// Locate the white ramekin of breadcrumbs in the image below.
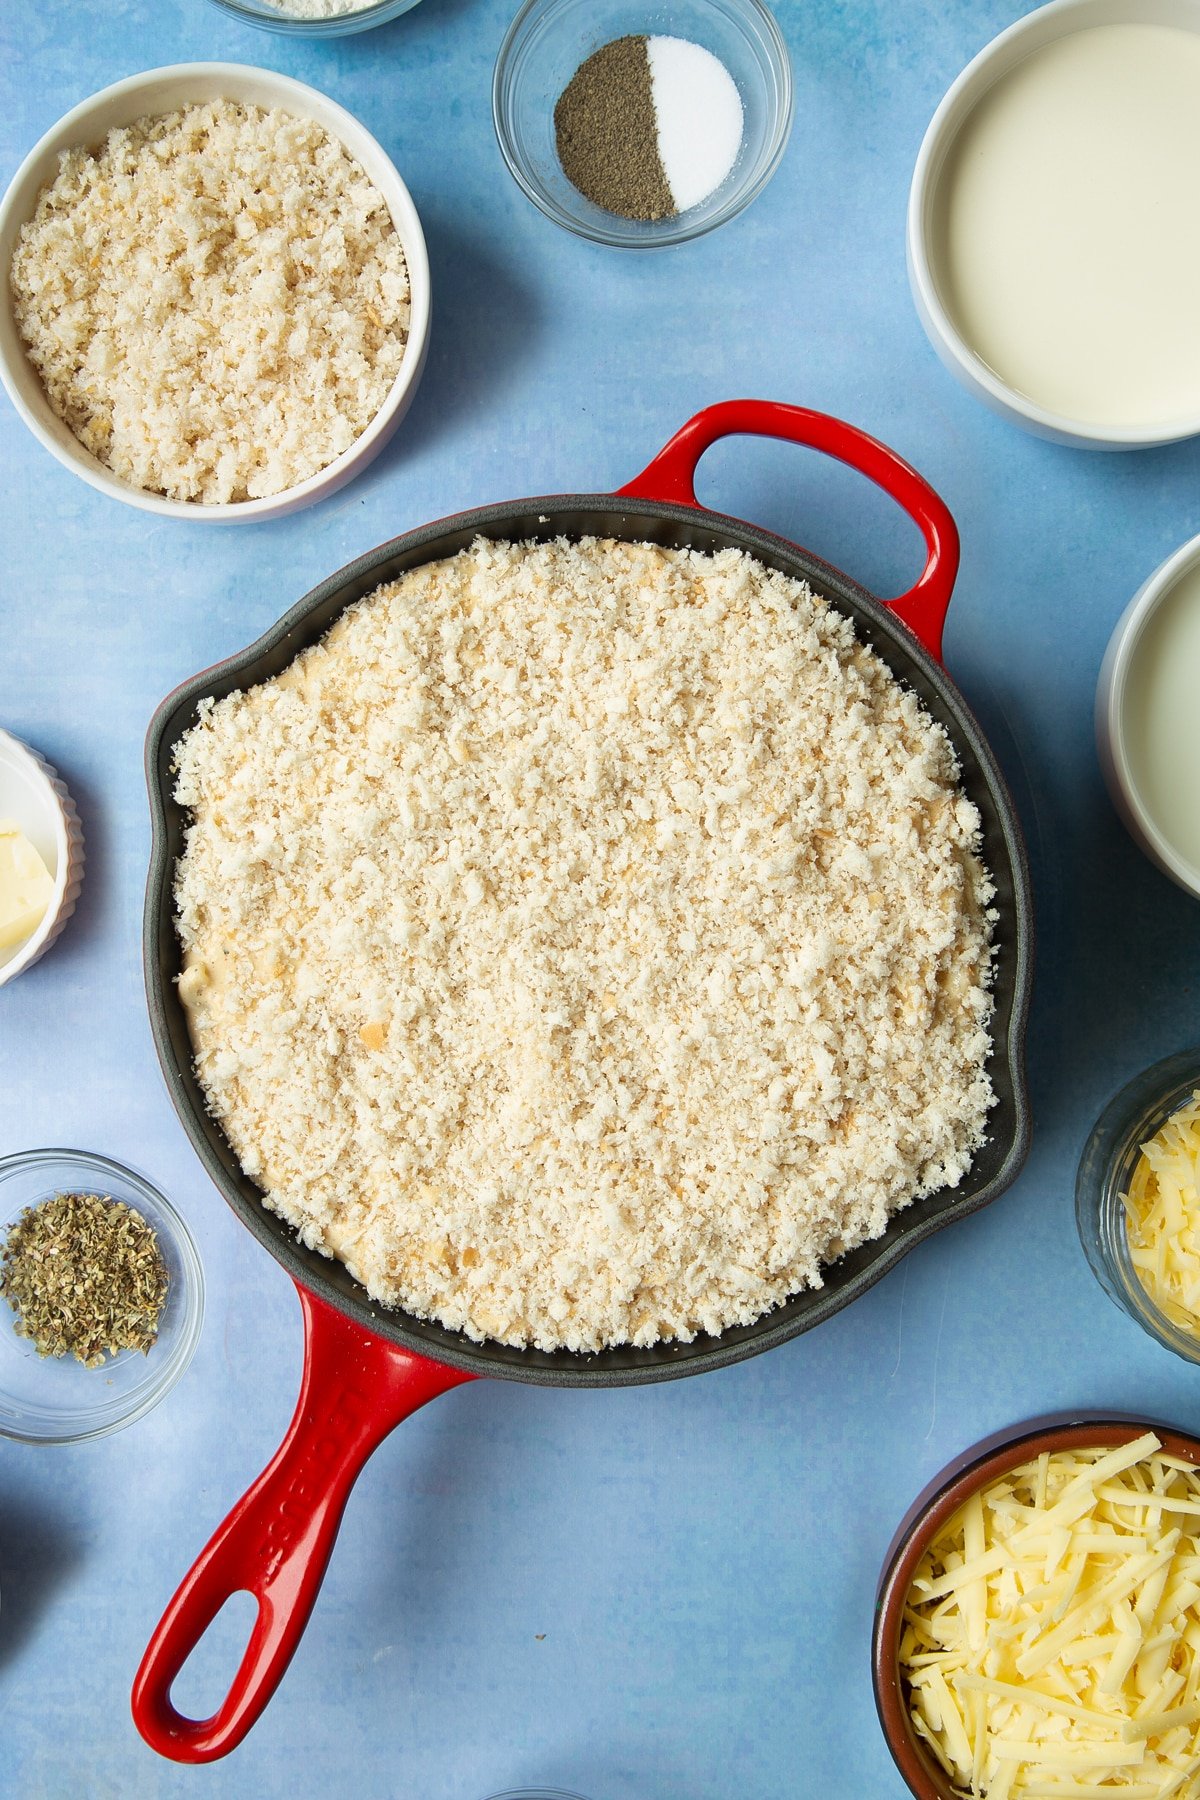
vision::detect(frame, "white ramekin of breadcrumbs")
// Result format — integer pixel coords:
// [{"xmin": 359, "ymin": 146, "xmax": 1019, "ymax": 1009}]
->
[{"xmin": 0, "ymin": 65, "xmax": 431, "ymax": 522}]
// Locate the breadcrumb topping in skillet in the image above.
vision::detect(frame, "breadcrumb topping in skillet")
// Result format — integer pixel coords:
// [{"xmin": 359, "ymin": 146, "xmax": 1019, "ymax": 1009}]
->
[{"xmin": 173, "ymin": 537, "xmax": 995, "ymax": 1351}]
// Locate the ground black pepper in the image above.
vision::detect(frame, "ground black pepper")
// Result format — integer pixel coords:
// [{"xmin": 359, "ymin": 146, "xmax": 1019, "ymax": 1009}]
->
[{"xmin": 553, "ymin": 36, "xmax": 675, "ymax": 222}]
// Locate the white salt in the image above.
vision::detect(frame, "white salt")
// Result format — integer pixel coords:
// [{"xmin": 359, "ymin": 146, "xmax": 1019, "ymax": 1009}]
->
[{"xmin": 647, "ymin": 36, "xmax": 744, "ymax": 213}]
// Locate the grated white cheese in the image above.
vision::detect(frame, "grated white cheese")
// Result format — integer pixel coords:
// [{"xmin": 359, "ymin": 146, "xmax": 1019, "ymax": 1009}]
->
[
  {"xmin": 172, "ymin": 537, "xmax": 996, "ymax": 1352},
  {"xmin": 901, "ymin": 1436, "xmax": 1200, "ymax": 1796},
  {"xmin": 1123, "ymin": 1093, "xmax": 1200, "ymax": 1338}
]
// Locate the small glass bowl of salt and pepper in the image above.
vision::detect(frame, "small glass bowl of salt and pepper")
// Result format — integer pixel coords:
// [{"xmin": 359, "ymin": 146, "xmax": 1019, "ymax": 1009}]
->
[
  {"xmin": 0, "ymin": 1148, "xmax": 204, "ymax": 1444},
  {"xmin": 494, "ymin": 0, "xmax": 793, "ymax": 247}
]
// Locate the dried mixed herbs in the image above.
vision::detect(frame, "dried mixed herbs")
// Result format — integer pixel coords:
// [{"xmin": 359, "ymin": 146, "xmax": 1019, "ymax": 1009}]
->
[{"xmin": 0, "ymin": 1191, "xmax": 169, "ymax": 1368}]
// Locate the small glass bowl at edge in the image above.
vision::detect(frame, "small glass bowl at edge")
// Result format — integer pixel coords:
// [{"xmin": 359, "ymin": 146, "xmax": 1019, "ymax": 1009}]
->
[
  {"xmin": 0, "ymin": 1148, "xmax": 204, "ymax": 1445},
  {"xmin": 201, "ymin": 0, "xmax": 422, "ymax": 37},
  {"xmin": 493, "ymin": 0, "xmax": 794, "ymax": 248},
  {"xmin": 481, "ymin": 1790, "xmax": 594, "ymax": 1799},
  {"xmin": 1075, "ymin": 1049, "xmax": 1200, "ymax": 1366}
]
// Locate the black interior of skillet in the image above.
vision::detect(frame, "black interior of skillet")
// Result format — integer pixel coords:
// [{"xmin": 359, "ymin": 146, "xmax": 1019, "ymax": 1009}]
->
[{"xmin": 145, "ymin": 497, "xmax": 1033, "ymax": 1386}]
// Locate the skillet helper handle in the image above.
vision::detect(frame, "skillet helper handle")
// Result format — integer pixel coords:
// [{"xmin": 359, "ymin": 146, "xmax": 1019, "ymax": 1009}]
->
[
  {"xmin": 132, "ymin": 1284, "xmax": 476, "ymax": 1763},
  {"xmin": 616, "ymin": 399, "xmax": 960, "ymax": 663}
]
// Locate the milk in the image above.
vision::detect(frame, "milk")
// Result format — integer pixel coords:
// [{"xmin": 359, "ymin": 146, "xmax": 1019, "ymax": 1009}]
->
[
  {"xmin": 1123, "ymin": 563, "xmax": 1200, "ymax": 875},
  {"xmin": 936, "ymin": 23, "xmax": 1200, "ymax": 428}
]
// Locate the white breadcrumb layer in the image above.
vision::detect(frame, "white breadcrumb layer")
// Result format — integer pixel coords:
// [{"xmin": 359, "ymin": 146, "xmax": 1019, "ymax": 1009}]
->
[
  {"xmin": 9, "ymin": 101, "xmax": 409, "ymax": 503},
  {"xmin": 173, "ymin": 539, "xmax": 997, "ymax": 1352}
]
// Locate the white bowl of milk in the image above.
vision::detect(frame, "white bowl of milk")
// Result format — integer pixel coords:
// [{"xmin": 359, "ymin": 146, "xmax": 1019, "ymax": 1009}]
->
[
  {"xmin": 908, "ymin": 0, "xmax": 1200, "ymax": 449},
  {"xmin": 1098, "ymin": 537, "xmax": 1200, "ymax": 896}
]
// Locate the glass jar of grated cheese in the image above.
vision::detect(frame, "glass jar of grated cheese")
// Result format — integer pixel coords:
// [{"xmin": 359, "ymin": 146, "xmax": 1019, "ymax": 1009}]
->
[{"xmin": 1076, "ymin": 1048, "xmax": 1200, "ymax": 1365}]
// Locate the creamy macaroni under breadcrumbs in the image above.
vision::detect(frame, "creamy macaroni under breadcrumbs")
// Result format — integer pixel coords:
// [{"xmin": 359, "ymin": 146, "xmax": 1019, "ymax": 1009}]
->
[
  {"xmin": 10, "ymin": 101, "xmax": 409, "ymax": 503},
  {"xmin": 173, "ymin": 539, "xmax": 997, "ymax": 1351}
]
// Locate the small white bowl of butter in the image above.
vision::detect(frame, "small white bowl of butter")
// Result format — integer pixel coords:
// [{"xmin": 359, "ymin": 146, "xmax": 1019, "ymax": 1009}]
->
[
  {"xmin": 1097, "ymin": 534, "xmax": 1200, "ymax": 896},
  {"xmin": 909, "ymin": 0, "xmax": 1200, "ymax": 448},
  {"xmin": 0, "ymin": 730, "xmax": 84, "ymax": 988}
]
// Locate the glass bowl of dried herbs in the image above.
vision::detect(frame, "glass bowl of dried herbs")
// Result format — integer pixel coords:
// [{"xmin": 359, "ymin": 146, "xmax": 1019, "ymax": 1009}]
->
[{"xmin": 0, "ymin": 1149, "xmax": 203, "ymax": 1443}]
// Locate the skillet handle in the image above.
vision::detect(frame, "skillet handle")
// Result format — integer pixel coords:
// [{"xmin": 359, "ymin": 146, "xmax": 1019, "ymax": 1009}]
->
[
  {"xmin": 131, "ymin": 1284, "xmax": 476, "ymax": 1763},
  {"xmin": 615, "ymin": 399, "xmax": 960, "ymax": 664}
]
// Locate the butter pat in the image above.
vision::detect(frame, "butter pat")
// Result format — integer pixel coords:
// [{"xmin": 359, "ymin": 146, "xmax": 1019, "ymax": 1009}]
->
[{"xmin": 0, "ymin": 820, "xmax": 54, "ymax": 950}]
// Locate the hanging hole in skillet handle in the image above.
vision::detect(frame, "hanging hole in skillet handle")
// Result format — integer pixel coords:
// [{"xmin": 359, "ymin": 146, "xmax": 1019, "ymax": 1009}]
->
[
  {"xmin": 131, "ymin": 1284, "xmax": 476, "ymax": 1763},
  {"xmin": 615, "ymin": 399, "xmax": 960, "ymax": 665},
  {"xmin": 167, "ymin": 1590, "xmax": 259, "ymax": 1722}
]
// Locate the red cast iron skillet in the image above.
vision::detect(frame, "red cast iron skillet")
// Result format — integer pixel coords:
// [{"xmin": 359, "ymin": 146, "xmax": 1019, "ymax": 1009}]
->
[{"xmin": 133, "ymin": 400, "xmax": 1033, "ymax": 1760}]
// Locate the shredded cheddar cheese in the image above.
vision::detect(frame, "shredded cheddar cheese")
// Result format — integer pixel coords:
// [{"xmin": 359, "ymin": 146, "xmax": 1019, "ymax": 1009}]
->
[
  {"xmin": 900, "ymin": 1436, "xmax": 1200, "ymax": 1797},
  {"xmin": 1123, "ymin": 1094, "xmax": 1200, "ymax": 1338}
]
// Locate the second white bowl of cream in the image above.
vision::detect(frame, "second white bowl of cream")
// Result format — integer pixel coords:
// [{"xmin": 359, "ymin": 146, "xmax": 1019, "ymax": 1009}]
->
[
  {"xmin": 909, "ymin": 0, "xmax": 1200, "ymax": 448},
  {"xmin": 1097, "ymin": 532, "xmax": 1200, "ymax": 897}
]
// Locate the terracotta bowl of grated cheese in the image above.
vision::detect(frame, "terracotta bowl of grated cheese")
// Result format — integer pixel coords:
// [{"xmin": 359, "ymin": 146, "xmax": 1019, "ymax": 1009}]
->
[
  {"xmin": 873, "ymin": 1415, "xmax": 1200, "ymax": 1800},
  {"xmin": 0, "ymin": 64, "xmax": 430, "ymax": 522}
]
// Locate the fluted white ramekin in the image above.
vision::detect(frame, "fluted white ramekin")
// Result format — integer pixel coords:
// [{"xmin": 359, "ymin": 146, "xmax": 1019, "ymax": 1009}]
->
[{"xmin": 0, "ymin": 728, "xmax": 84, "ymax": 988}]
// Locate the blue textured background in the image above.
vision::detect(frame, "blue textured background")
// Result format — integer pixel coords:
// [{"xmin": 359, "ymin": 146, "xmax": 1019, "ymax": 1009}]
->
[{"xmin": 3, "ymin": 2, "xmax": 1200, "ymax": 1795}]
